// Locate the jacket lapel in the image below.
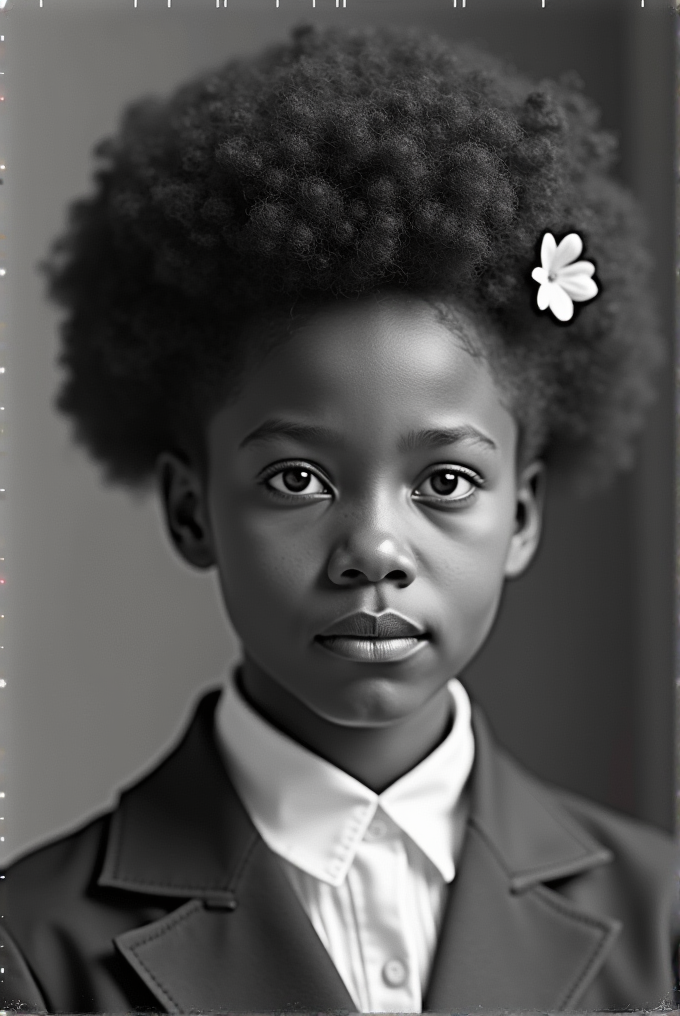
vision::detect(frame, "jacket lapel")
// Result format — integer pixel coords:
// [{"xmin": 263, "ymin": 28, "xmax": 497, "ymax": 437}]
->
[
  {"xmin": 98, "ymin": 688, "xmax": 354, "ymax": 1013},
  {"xmin": 424, "ymin": 708, "xmax": 621, "ymax": 1011},
  {"xmin": 114, "ymin": 843, "xmax": 354, "ymax": 1013}
]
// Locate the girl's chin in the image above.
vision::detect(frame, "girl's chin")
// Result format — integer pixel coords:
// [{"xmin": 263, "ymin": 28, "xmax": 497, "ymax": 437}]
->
[{"xmin": 306, "ymin": 674, "xmax": 447, "ymax": 729}]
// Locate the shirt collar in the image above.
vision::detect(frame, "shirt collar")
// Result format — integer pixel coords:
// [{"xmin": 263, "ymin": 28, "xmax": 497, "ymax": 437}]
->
[{"xmin": 215, "ymin": 674, "xmax": 474, "ymax": 888}]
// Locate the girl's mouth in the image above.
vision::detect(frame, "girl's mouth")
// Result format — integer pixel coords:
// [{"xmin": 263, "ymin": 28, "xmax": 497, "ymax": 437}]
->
[{"xmin": 314, "ymin": 635, "xmax": 428, "ymax": 663}]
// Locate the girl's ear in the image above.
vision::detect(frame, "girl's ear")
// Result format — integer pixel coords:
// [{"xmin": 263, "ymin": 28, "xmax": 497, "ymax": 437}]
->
[
  {"xmin": 503, "ymin": 460, "xmax": 545, "ymax": 580},
  {"xmin": 156, "ymin": 451, "xmax": 216, "ymax": 570}
]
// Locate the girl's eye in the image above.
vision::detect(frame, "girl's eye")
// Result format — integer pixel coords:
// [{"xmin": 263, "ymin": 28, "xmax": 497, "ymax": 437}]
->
[
  {"xmin": 266, "ymin": 466, "xmax": 329, "ymax": 497},
  {"xmin": 415, "ymin": 468, "xmax": 479, "ymax": 502}
]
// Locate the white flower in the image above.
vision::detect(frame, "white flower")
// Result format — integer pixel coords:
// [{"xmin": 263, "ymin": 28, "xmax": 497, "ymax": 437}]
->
[{"xmin": 531, "ymin": 232, "xmax": 598, "ymax": 322}]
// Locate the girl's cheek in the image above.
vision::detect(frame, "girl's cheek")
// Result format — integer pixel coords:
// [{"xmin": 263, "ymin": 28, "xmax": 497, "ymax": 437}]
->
[
  {"xmin": 236, "ymin": 528, "xmax": 317, "ymax": 595},
  {"xmin": 429, "ymin": 503, "xmax": 515, "ymax": 574}
]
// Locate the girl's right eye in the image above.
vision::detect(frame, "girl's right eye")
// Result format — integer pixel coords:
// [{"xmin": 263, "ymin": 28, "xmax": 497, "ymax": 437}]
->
[{"xmin": 266, "ymin": 466, "xmax": 330, "ymax": 497}]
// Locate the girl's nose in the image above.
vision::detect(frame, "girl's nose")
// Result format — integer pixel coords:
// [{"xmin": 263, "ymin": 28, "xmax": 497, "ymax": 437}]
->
[{"xmin": 327, "ymin": 531, "xmax": 417, "ymax": 587}]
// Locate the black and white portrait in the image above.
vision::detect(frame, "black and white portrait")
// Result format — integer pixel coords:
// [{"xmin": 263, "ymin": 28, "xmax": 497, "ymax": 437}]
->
[{"xmin": 0, "ymin": 0, "xmax": 676, "ymax": 1012}]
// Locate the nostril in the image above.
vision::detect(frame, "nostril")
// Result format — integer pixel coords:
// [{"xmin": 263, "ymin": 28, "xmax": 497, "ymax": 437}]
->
[{"xmin": 339, "ymin": 567, "xmax": 409, "ymax": 584}]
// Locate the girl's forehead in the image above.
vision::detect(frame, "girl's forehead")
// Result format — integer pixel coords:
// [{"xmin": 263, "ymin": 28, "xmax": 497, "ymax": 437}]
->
[{"xmin": 214, "ymin": 294, "xmax": 517, "ymax": 452}]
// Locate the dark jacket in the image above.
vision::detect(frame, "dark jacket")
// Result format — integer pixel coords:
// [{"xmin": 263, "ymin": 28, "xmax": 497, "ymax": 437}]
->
[{"xmin": 1, "ymin": 688, "xmax": 678, "ymax": 1013}]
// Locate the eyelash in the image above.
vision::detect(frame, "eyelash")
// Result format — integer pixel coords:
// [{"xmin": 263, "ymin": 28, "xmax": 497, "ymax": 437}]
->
[
  {"xmin": 259, "ymin": 461, "xmax": 333, "ymax": 501},
  {"xmin": 413, "ymin": 465, "xmax": 484, "ymax": 506},
  {"xmin": 259, "ymin": 460, "xmax": 484, "ymax": 507}
]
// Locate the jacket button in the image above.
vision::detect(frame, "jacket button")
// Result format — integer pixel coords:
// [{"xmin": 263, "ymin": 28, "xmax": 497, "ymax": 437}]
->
[{"xmin": 382, "ymin": 958, "xmax": 407, "ymax": 987}]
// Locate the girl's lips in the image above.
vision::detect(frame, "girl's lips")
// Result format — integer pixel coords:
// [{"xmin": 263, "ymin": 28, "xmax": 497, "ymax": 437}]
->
[
  {"xmin": 315, "ymin": 635, "xmax": 428, "ymax": 663},
  {"xmin": 318, "ymin": 609, "xmax": 424, "ymax": 639}
]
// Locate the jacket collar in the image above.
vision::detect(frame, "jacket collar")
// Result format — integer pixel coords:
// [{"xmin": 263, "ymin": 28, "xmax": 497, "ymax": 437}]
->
[
  {"xmin": 99, "ymin": 686, "xmax": 620, "ymax": 1012},
  {"xmin": 99, "ymin": 687, "xmax": 255, "ymax": 908},
  {"xmin": 466, "ymin": 705, "xmax": 613, "ymax": 889}
]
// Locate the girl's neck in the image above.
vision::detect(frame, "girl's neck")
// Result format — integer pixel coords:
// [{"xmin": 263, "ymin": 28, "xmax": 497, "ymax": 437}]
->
[{"xmin": 238, "ymin": 657, "xmax": 453, "ymax": 794}]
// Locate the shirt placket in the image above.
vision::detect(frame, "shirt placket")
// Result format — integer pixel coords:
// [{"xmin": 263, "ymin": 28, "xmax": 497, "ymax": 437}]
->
[{"xmin": 348, "ymin": 811, "xmax": 422, "ymax": 1012}]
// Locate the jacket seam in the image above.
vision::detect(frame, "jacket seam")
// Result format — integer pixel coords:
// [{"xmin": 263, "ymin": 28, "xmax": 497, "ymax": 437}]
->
[
  {"xmin": 103, "ymin": 875, "xmax": 237, "ymax": 892},
  {"xmin": 467, "ymin": 816, "xmax": 513, "ymax": 878},
  {"xmin": 227, "ymin": 829, "xmax": 261, "ymax": 893},
  {"xmin": 0, "ymin": 921, "xmax": 50, "ymax": 1014}
]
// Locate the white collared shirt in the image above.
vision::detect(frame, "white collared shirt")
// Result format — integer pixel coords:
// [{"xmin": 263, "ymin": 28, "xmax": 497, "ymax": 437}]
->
[{"xmin": 215, "ymin": 675, "xmax": 475, "ymax": 1014}]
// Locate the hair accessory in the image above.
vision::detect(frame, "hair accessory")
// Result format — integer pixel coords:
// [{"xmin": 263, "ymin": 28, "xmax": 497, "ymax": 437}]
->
[{"xmin": 531, "ymin": 232, "xmax": 598, "ymax": 322}]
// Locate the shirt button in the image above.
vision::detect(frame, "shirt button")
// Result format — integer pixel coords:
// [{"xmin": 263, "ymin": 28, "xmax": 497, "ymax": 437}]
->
[
  {"xmin": 382, "ymin": 958, "xmax": 407, "ymax": 988},
  {"xmin": 364, "ymin": 818, "xmax": 388, "ymax": 842}
]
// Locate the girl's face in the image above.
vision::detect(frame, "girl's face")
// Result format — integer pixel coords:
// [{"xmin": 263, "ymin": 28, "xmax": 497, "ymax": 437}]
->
[{"xmin": 162, "ymin": 293, "xmax": 543, "ymax": 728}]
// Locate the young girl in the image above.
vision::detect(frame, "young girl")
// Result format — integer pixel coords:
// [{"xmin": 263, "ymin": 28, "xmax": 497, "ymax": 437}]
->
[{"xmin": 1, "ymin": 23, "xmax": 676, "ymax": 1014}]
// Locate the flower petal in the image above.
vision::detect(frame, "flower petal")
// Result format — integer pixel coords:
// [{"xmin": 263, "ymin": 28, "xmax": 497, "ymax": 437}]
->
[
  {"xmin": 557, "ymin": 260, "xmax": 595, "ymax": 279},
  {"xmin": 558, "ymin": 275, "xmax": 598, "ymax": 301},
  {"xmin": 536, "ymin": 283, "xmax": 551, "ymax": 310},
  {"xmin": 532, "ymin": 267, "xmax": 549, "ymax": 284},
  {"xmin": 552, "ymin": 233, "xmax": 583, "ymax": 271},
  {"xmin": 548, "ymin": 283, "xmax": 574, "ymax": 321},
  {"xmin": 540, "ymin": 232, "xmax": 556, "ymax": 270}
]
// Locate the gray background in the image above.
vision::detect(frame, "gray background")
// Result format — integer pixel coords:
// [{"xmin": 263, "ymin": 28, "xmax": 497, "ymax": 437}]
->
[{"xmin": 0, "ymin": 0, "xmax": 675, "ymax": 866}]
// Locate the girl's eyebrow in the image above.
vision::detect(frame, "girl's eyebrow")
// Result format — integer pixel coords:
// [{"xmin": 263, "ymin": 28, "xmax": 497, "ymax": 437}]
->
[
  {"xmin": 398, "ymin": 425, "xmax": 497, "ymax": 453},
  {"xmin": 239, "ymin": 418, "xmax": 344, "ymax": 449},
  {"xmin": 239, "ymin": 419, "xmax": 497, "ymax": 453}
]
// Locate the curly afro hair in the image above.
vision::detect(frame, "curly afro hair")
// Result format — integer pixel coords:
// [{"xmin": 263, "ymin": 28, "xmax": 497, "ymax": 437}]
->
[{"xmin": 42, "ymin": 23, "xmax": 663, "ymax": 493}]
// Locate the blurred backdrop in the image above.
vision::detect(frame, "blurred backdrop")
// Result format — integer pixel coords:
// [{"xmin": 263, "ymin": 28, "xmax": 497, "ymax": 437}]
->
[{"xmin": 0, "ymin": 0, "xmax": 675, "ymax": 865}]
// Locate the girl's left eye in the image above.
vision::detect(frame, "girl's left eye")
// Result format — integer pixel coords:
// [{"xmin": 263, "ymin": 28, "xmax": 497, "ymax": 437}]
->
[
  {"xmin": 415, "ymin": 468, "xmax": 479, "ymax": 502},
  {"xmin": 266, "ymin": 466, "xmax": 329, "ymax": 497}
]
